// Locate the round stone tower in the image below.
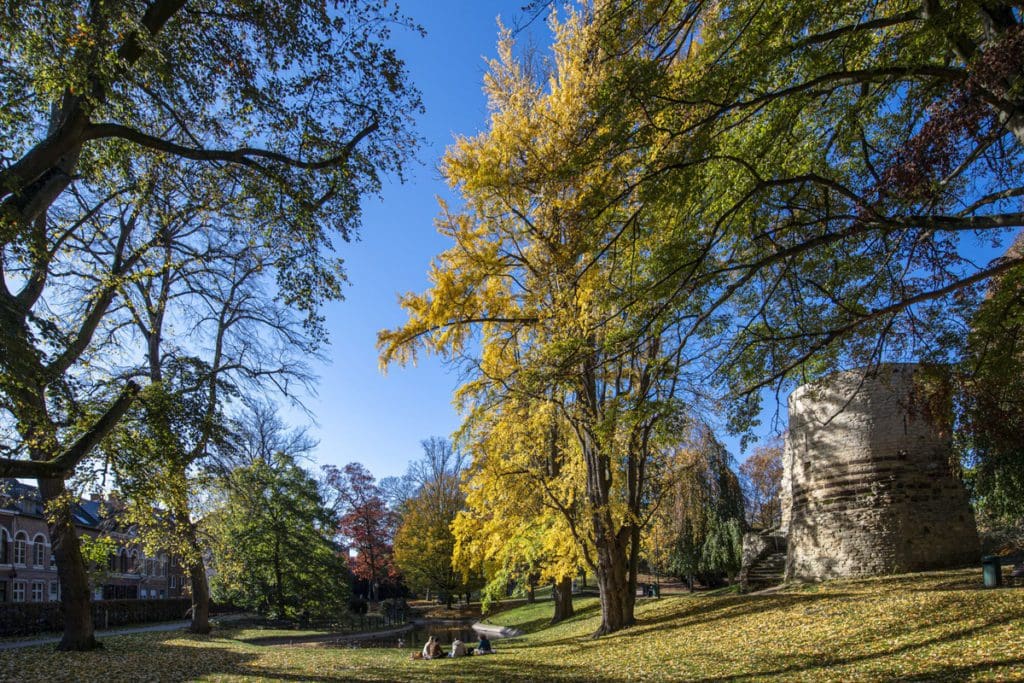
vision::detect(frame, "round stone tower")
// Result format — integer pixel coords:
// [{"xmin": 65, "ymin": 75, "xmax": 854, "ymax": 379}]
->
[{"xmin": 784, "ymin": 363, "xmax": 979, "ymax": 581}]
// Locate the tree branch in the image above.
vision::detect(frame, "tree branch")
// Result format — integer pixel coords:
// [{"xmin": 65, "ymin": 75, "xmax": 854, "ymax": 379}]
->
[{"xmin": 0, "ymin": 381, "xmax": 140, "ymax": 479}]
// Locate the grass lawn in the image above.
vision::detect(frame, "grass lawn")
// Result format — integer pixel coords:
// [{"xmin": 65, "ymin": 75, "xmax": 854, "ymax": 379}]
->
[{"xmin": 3, "ymin": 568, "xmax": 1023, "ymax": 682}]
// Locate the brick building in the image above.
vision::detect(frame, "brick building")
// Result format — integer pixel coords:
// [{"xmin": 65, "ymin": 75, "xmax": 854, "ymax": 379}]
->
[{"xmin": 0, "ymin": 482, "xmax": 188, "ymax": 604}]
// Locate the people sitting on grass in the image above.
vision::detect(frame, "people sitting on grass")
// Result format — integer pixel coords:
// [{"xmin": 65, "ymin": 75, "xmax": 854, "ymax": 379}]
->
[
  {"xmin": 450, "ymin": 638, "xmax": 467, "ymax": 657},
  {"xmin": 422, "ymin": 636, "xmax": 444, "ymax": 659},
  {"xmin": 476, "ymin": 634, "xmax": 495, "ymax": 654}
]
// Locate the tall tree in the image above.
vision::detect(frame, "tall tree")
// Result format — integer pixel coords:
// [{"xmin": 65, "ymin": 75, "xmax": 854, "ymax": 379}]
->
[
  {"xmin": 577, "ymin": 0, "xmax": 1024, "ymax": 408},
  {"xmin": 660, "ymin": 426, "xmax": 746, "ymax": 588},
  {"xmin": 206, "ymin": 412, "xmax": 346, "ymax": 619},
  {"xmin": 103, "ymin": 159, "xmax": 320, "ymax": 634},
  {"xmin": 325, "ymin": 463, "xmax": 398, "ymax": 602},
  {"xmin": 0, "ymin": 176, "xmax": 156, "ymax": 650},
  {"xmin": 2, "ymin": 0, "xmax": 420, "ymax": 650},
  {"xmin": 958, "ymin": 236, "xmax": 1024, "ymax": 522},
  {"xmin": 392, "ymin": 438, "xmax": 474, "ymax": 606},
  {"xmin": 380, "ymin": 14, "xmax": 702, "ymax": 635}
]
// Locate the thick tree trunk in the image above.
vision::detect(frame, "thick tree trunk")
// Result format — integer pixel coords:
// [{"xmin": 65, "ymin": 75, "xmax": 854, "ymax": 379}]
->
[
  {"xmin": 581, "ymin": 423, "xmax": 636, "ymax": 635},
  {"xmin": 187, "ymin": 557, "xmax": 211, "ymax": 634},
  {"xmin": 38, "ymin": 477, "xmax": 100, "ymax": 651},
  {"xmin": 592, "ymin": 528, "xmax": 634, "ymax": 636},
  {"xmin": 550, "ymin": 576, "xmax": 575, "ymax": 624},
  {"xmin": 181, "ymin": 518, "xmax": 211, "ymax": 634}
]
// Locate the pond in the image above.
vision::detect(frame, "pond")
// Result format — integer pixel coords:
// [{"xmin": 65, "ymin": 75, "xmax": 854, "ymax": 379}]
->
[{"xmin": 328, "ymin": 620, "xmax": 499, "ymax": 650}]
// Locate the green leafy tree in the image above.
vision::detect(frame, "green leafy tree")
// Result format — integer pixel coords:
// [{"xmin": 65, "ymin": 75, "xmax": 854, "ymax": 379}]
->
[
  {"xmin": 658, "ymin": 426, "xmax": 746, "ymax": 587},
  {"xmin": 575, "ymin": 0, "xmax": 1024, "ymax": 408},
  {"xmin": 1, "ymin": 0, "xmax": 420, "ymax": 650},
  {"xmin": 206, "ymin": 444, "xmax": 347, "ymax": 619},
  {"xmin": 958, "ymin": 237, "xmax": 1024, "ymax": 524}
]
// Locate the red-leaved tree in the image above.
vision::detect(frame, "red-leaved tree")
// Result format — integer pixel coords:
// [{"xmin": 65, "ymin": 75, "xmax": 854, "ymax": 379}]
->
[{"xmin": 325, "ymin": 463, "xmax": 398, "ymax": 602}]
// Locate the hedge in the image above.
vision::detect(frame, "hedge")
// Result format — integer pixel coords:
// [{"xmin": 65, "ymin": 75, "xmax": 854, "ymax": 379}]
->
[{"xmin": 0, "ymin": 598, "xmax": 191, "ymax": 637}]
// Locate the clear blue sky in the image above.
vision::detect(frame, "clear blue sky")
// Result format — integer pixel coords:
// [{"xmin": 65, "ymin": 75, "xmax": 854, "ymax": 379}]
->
[{"xmin": 287, "ymin": 1, "xmax": 553, "ymax": 480}]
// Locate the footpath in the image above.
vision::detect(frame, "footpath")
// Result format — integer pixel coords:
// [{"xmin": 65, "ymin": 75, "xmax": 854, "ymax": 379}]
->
[{"xmin": 0, "ymin": 620, "xmax": 191, "ymax": 651}]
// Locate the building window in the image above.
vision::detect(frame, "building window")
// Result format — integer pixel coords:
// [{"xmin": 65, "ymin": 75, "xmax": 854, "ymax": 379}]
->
[
  {"xmin": 170, "ymin": 575, "xmax": 176, "ymax": 589},
  {"xmin": 32, "ymin": 535, "xmax": 46, "ymax": 566},
  {"xmin": 13, "ymin": 581, "xmax": 26, "ymax": 602},
  {"xmin": 0, "ymin": 581, "xmax": 6, "ymax": 602},
  {"xmin": 13, "ymin": 532, "xmax": 27, "ymax": 565},
  {"xmin": 0, "ymin": 529, "xmax": 9, "ymax": 564},
  {"xmin": 49, "ymin": 552, "xmax": 56, "ymax": 570},
  {"xmin": 159, "ymin": 590, "xmax": 165, "ymax": 599},
  {"xmin": 31, "ymin": 581, "xmax": 44, "ymax": 602}
]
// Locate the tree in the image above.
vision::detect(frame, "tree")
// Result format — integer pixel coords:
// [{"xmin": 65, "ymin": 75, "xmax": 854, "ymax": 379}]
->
[
  {"xmin": 325, "ymin": 463, "xmax": 398, "ymax": 602},
  {"xmin": 2, "ymin": 0, "xmax": 420, "ymax": 649},
  {"xmin": 660, "ymin": 426, "xmax": 746, "ymax": 588},
  {"xmin": 206, "ymin": 429, "xmax": 347, "ymax": 620},
  {"xmin": 392, "ymin": 438, "xmax": 475, "ymax": 606},
  {"xmin": 102, "ymin": 159, "xmax": 320, "ymax": 634},
  {"xmin": 380, "ymin": 14, "xmax": 705, "ymax": 635},
  {"xmin": 0, "ymin": 175, "xmax": 156, "ymax": 650},
  {"xmin": 739, "ymin": 439, "xmax": 784, "ymax": 530},
  {"xmin": 958, "ymin": 235, "xmax": 1024, "ymax": 523},
  {"xmin": 452, "ymin": 395, "xmax": 586, "ymax": 623},
  {"xmin": 576, "ymin": 0, "xmax": 1024, "ymax": 408}
]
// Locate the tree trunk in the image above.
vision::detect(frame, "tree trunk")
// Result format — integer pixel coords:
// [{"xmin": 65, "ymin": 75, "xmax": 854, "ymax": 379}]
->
[
  {"xmin": 592, "ymin": 528, "xmax": 634, "ymax": 636},
  {"xmin": 550, "ymin": 576, "xmax": 575, "ymax": 624},
  {"xmin": 526, "ymin": 579, "xmax": 535, "ymax": 604},
  {"xmin": 580, "ymin": 410, "xmax": 636, "ymax": 636},
  {"xmin": 273, "ymin": 534, "xmax": 285, "ymax": 617},
  {"xmin": 187, "ymin": 556, "xmax": 211, "ymax": 634},
  {"xmin": 38, "ymin": 477, "xmax": 101, "ymax": 651},
  {"xmin": 181, "ymin": 518, "xmax": 210, "ymax": 634}
]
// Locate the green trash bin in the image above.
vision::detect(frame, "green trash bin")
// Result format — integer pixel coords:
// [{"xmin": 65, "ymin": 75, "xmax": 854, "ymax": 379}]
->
[{"xmin": 982, "ymin": 556, "xmax": 1003, "ymax": 588}]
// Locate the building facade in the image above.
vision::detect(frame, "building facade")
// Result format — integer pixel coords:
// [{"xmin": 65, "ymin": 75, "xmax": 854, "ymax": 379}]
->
[{"xmin": 0, "ymin": 482, "xmax": 187, "ymax": 605}]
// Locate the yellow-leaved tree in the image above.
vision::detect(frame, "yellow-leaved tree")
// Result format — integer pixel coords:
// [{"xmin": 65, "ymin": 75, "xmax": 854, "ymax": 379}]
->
[
  {"xmin": 380, "ymin": 9, "xmax": 708, "ymax": 635},
  {"xmin": 452, "ymin": 394, "xmax": 587, "ymax": 623}
]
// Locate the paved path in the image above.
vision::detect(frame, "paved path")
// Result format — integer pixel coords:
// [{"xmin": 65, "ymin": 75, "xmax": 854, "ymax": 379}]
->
[{"xmin": 0, "ymin": 620, "xmax": 190, "ymax": 650}]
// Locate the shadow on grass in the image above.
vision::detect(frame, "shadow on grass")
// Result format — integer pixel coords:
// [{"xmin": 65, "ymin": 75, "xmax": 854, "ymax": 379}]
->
[
  {"xmin": 530, "ymin": 591, "xmax": 846, "ymax": 649},
  {"xmin": 6, "ymin": 632, "xmax": 594, "ymax": 683},
  {"xmin": 686, "ymin": 610, "xmax": 1024, "ymax": 682}
]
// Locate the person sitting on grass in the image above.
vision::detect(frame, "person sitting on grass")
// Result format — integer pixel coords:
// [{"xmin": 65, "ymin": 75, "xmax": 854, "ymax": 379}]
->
[
  {"xmin": 422, "ymin": 636, "xmax": 444, "ymax": 660},
  {"xmin": 476, "ymin": 634, "xmax": 495, "ymax": 654},
  {"xmin": 450, "ymin": 638, "xmax": 468, "ymax": 657}
]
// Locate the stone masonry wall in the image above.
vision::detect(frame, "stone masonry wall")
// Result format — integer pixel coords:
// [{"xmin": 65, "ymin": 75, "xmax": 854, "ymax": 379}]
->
[{"xmin": 784, "ymin": 363, "xmax": 980, "ymax": 581}]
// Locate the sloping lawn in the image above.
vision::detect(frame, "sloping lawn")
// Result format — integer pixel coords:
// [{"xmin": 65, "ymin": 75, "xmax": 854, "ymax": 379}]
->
[{"xmin": 3, "ymin": 568, "xmax": 1023, "ymax": 682}]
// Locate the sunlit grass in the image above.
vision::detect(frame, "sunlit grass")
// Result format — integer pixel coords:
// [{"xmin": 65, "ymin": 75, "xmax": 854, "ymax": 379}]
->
[{"xmin": 4, "ymin": 568, "xmax": 1023, "ymax": 682}]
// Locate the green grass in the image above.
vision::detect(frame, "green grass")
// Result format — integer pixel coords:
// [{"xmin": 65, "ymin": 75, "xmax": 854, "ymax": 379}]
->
[{"xmin": 4, "ymin": 568, "xmax": 1024, "ymax": 681}]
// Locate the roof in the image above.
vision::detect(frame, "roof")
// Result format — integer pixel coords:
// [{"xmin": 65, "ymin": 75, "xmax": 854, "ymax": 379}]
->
[{"xmin": 0, "ymin": 481, "xmax": 104, "ymax": 530}]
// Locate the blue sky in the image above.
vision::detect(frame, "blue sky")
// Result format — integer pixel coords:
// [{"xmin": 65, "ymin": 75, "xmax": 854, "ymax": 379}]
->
[{"xmin": 285, "ymin": 1, "xmax": 552, "ymax": 480}]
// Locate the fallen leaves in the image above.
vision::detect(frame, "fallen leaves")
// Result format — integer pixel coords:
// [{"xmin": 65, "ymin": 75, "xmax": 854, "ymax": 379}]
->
[{"xmin": 3, "ymin": 568, "xmax": 1023, "ymax": 681}]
